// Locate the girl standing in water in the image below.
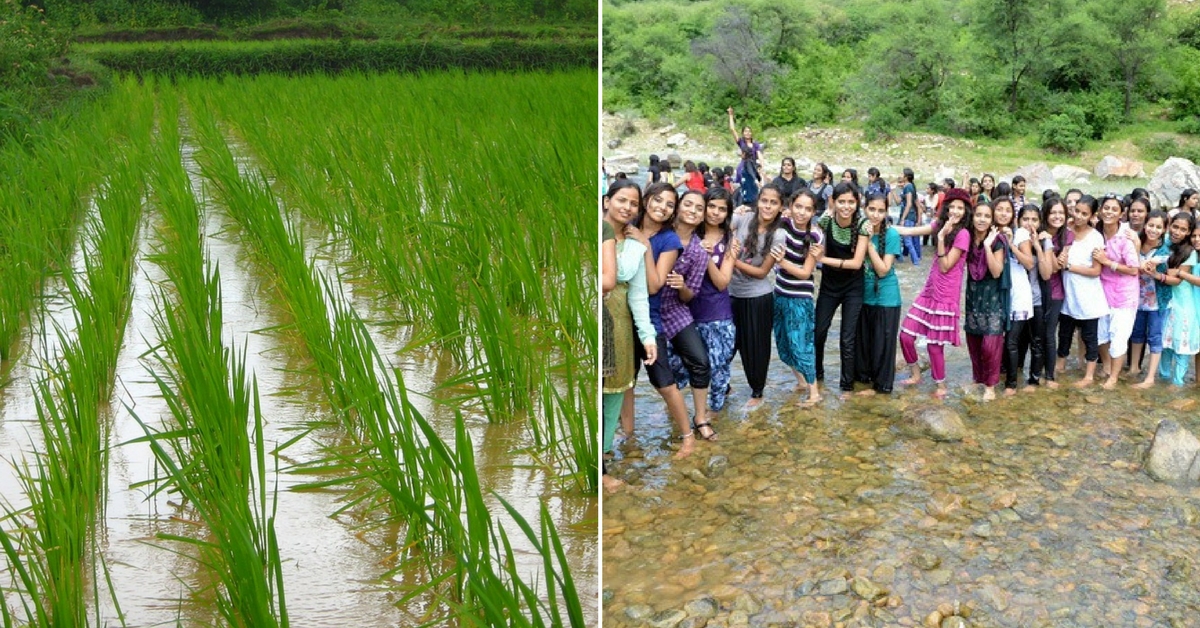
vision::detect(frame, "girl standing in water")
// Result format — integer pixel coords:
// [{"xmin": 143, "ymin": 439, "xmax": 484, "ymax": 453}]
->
[
  {"xmin": 963, "ymin": 202, "xmax": 1009, "ymax": 401},
  {"xmin": 1129, "ymin": 210, "xmax": 1171, "ymax": 388},
  {"xmin": 894, "ymin": 187, "xmax": 972, "ymax": 398},
  {"xmin": 1092, "ymin": 194, "xmax": 1141, "ymax": 389},
  {"xmin": 771, "ymin": 190, "xmax": 825, "ymax": 405},
  {"xmin": 730, "ymin": 183, "xmax": 786, "ymax": 408},
  {"xmin": 1035, "ymin": 198, "xmax": 1073, "ymax": 388},
  {"xmin": 815, "ymin": 182, "xmax": 869, "ymax": 397},
  {"xmin": 1159, "ymin": 214, "xmax": 1200, "ymax": 385},
  {"xmin": 662, "ymin": 189, "xmax": 715, "ymax": 440},
  {"xmin": 602, "ymin": 181, "xmax": 660, "ymax": 465},
  {"xmin": 1055, "ymin": 195, "xmax": 1107, "ymax": 388},
  {"xmin": 1000, "ymin": 199, "xmax": 1040, "ymax": 393},
  {"xmin": 855, "ymin": 192, "xmax": 902, "ymax": 395},
  {"xmin": 683, "ymin": 187, "xmax": 739, "ymax": 413}
]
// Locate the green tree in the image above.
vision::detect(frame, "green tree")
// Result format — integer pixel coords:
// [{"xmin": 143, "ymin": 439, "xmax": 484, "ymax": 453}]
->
[
  {"xmin": 971, "ymin": 0, "xmax": 1084, "ymax": 114},
  {"xmin": 1088, "ymin": 0, "xmax": 1165, "ymax": 117}
]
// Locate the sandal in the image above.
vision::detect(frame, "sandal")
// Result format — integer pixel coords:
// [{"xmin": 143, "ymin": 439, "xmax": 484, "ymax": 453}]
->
[{"xmin": 693, "ymin": 421, "xmax": 718, "ymax": 441}]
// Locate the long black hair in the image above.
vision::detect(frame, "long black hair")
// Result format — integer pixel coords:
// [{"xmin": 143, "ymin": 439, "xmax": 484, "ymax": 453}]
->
[
  {"xmin": 1040, "ymin": 196, "xmax": 1069, "ymax": 254},
  {"xmin": 699, "ymin": 186, "xmax": 734, "ymax": 245},
  {"xmin": 786, "ymin": 189, "xmax": 820, "ymax": 259},
  {"xmin": 742, "ymin": 182, "xmax": 784, "ymax": 260},
  {"xmin": 637, "ymin": 181, "xmax": 678, "ymax": 229},
  {"xmin": 1168, "ymin": 213, "xmax": 1196, "ymax": 270}
]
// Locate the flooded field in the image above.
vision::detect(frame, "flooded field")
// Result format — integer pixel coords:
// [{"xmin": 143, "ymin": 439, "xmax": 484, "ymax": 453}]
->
[
  {"xmin": 0, "ymin": 72, "xmax": 595, "ymax": 626},
  {"xmin": 603, "ymin": 257, "xmax": 1200, "ymax": 628}
]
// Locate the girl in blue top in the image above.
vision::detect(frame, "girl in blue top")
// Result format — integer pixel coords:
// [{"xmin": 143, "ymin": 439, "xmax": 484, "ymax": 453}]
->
[{"xmin": 854, "ymin": 193, "xmax": 902, "ymax": 394}]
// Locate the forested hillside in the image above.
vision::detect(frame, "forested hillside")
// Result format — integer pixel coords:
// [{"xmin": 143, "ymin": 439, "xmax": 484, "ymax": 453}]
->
[{"xmin": 603, "ymin": 0, "xmax": 1198, "ymax": 152}]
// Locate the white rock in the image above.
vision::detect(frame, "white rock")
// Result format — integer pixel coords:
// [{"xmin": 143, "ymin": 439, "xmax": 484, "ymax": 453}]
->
[
  {"xmin": 1144, "ymin": 419, "xmax": 1200, "ymax": 484},
  {"xmin": 1051, "ymin": 164, "xmax": 1092, "ymax": 185},
  {"xmin": 1147, "ymin": 157, "xmax": 1200, "ymax": 210},
  {"xmin": 666, "ymin": 133, "xmax": 688, "ymax": 148},
  {"xmin": 1094, "ymin": 155, "xmax": 1145, "ymax": 179},
  {"xmin": 1001, "ymin": 163, "xmax": 1057, "ymax": 195},
  {"xmin": 604, "ymin": 153, "xmax": 639, "ymax": 175}
]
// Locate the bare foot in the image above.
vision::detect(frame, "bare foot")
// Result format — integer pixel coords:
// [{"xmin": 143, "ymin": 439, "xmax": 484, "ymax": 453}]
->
[
  {"xmin": 674, "ymin": 434, "xmax": 696, "ymax": 459},
  {"xmin": 1004, "ymin": 388, "xmax": 1017, "ymax": 396},
  {"xmin": 1072, "ymin": 378, "xmax": 1092, "ymax": 389},
  {"xmin": 1021, "ymin": 385, "xmax": 1038, "ymax": 393},
  {"xmin": 800, "ymin": 395, "xmax": 823, "ymax": 407},
  {"xmin": 982, "ymin": 387, "xmax": 996, "ymax": 401},
  {"xmin": 839, "ymin": 391, "xmax": 852, "ymax": 400},
  {"xmin": 1044, "ymin": 379, "xmax": 1059, "ymax": 389},
  {"xmin": 856, "ymin": 389, "xmax": 877, "ymax": 397},
  {"xmin": 933, "ymin": 386, "xmax": 948, "ymax": 399},
  {"xmin": 1133, "ymin": 379, "xmax": 1154, "ymax": 389},
  {"xmin": 1101, "ymin": 379, "xmax": 1118, "ymax": 390},
  {"xmin": 602, "ymin": 475, "xmax": 625, "ymax": 494},
  {"xmin": 899, "ymin": 375, "xmax": 922, "ymax": 386},
  {"xmin": 744, "ymin": 398, "xmax": 763, "ymax": 410}
]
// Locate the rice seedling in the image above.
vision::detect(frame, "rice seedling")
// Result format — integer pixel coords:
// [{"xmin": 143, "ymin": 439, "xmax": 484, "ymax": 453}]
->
[
  {"xmin": 129, "ymin": 92, "xmax": 288, "ymax": 626},
  {"xmin": 178, "ymin": 71, "xmax": 598, "ymax": 490},
  {"xmin": 0, "ymin": 80, "xmax": 153, "ymax": 625}
]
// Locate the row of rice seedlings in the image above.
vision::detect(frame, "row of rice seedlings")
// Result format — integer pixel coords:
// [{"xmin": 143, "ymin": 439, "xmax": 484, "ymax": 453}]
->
[
  {"xmin": 0, "ymin": 79, "xmax": 151, "ymax": 366},
  {"xmin": 182, "ymin": 72, "xmax": 598, "ymax": 489},
  {"xmin": 132, "ymin": 90, "xmax": 288, "ymax": 627},
  {"xmin": 0, "ymin": 88, "xmax": 154, "ymax": 625},
  {"xmin": 182, "ymin": 92, "xmax": 585, "ymax": 624}
]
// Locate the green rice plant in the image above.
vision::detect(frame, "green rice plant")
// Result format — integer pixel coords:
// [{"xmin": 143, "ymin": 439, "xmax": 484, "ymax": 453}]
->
[
  {"xmin": 183, "ymin": 71, "xmax": 598, "ymax": 489},
  {"xmin": 129, "ymin": 96, "xmax": 289, "ymax": 627}
]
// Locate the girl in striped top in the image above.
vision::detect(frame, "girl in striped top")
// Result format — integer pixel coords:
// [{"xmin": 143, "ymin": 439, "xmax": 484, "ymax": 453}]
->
[{"xmin": 771, "ymin": 190, "xmax": 825, "ymax": 405}]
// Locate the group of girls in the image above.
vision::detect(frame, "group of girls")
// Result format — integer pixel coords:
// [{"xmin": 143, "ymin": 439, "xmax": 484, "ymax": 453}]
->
[{"xmin": 602, "ymin": 173, "xmax": 1200, "ymax": 471}]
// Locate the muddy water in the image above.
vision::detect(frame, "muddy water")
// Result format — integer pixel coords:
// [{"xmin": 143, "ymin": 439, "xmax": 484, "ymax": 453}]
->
[{"xmin": 603, "ymin": 256, "xmax": 1200, "ymax": 628}]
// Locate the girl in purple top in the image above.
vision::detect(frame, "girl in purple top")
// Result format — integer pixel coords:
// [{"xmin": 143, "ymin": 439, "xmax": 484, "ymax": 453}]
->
[
  {"xmin": 663, "ymin": 189, "xmax": 714, "ymax": 441},
  {"xmin": 676, "ymin": 187, "xmax": 739, "ymax": 414},
  {"xmin": 1034, "ymin": 198, "xmax": 1074, "ymax": 388},
  {"xmin": 1092, "ymin": 194, "xmax": 1142, "ymax": 389},
  {"xmin": 894, "ymin": 188, "xmax": 972, "ymax": 398}
]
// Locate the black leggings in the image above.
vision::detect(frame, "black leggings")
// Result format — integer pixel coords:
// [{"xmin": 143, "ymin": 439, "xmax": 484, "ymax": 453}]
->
[
  {"xmin": 1058, "ymin": 314, "xmax": 1099, "ymax": 363},
  {"xmin": 732, "ymin": 293, "xmax": 774, "ymax": 397},
  {"xmin": 669, "ymin": 324, "xmax": 711, "ymax": 389},
  {"xmin": 855, "ymin": 304, "xmax": 900, "ymax": 393},
  {"xmin": 814, "ymin": 283, "xmax": 864, "ymax": 392},
  {"xmin": 1041, "ymin": 298, "xmax": 1063, "ymax": 380}
]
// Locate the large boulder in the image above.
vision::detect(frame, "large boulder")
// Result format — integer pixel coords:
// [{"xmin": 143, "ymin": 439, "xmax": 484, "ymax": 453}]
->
[
  {"xmin": 1051, "ymin": 164, "xmax": 1092, "ymax": 185},
  {"xmin": 666, "ymin": 152, "xmax": 682, "ymax": 169},
  {"xmin": 1144, "ymin": 419, "xmax": 1200, "ymax": 484},
  {"xmin": 1094, "ymin": 155, "xmax": 1145, "ymax": 179},
  {"xmin": 900, "ymin": 405, "xmax": 966, "ymax": 442},
  {"xmin": 604, "ymin": 153, "xmax": 639, "ymax": 176},
  {"xmin": 1147, "ymin": 157, "xmax": 1200, "ymax": 210},
  {"xmin": 1002, "ymin": 163, "xmax": 1056, "ymax": 195},
  {"xmin": 666, "ymin": 133, "xmax": 688, "ymax": 148}
]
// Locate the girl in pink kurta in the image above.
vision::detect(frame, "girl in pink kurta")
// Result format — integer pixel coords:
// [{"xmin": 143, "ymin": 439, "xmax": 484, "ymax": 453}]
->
[
  {"xmin": 1093, "ymin": 194, "xmax": 1142, "ymax": 389},
  {"xmin": 894, "ymin": 187, "xmax": 973, "ymax": 398}
]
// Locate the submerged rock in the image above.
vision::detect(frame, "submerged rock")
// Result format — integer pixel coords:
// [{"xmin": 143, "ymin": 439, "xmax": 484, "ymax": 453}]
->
[
  {"xmin": 1144, "ymin": 420, "xmax": 1200, "ymax": 484},
  {"xmin": 705, "ymin": 455, "xmax": 729, "ymax": 478},
  {"xmin": 648, "ymin": 609, "xmax": 687, "ymax": 628},
  {"xmin": 684, "ymin": 596, "xmax": 719, "ymax": 618},
  {"xmin": 901, "ymin": 406, "xmax": 967, "ymax": 442}
]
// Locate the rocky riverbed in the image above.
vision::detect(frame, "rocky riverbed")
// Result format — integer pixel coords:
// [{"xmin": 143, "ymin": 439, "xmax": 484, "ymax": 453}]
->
[{"xmin": 602, "ymin": 260, "xmax": 1200, "ymax": 628}]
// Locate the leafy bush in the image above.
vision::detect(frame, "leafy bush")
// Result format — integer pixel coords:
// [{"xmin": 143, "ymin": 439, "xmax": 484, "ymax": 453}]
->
[
  {"xmin": 1080, "ymin": 89, "xmax": 1122, "ymax": 139},
  {"xmin": 1169, "ymin": 47, "xmax": 1200, "ymax": 120},
  {"xmin": 1038, "ymin": 106, "xmax": 1092, "ymax": 154},
  {"xmin": 1180, "ymin": 116, "xmax": 1200, "ymax": 136},
  {"xmin": 1138, "ymin": 135, "xmax": 1200, "ymax": 163}
]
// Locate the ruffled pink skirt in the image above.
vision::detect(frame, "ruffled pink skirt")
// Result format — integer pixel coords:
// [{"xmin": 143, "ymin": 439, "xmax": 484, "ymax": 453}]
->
[{"xmin": 900, "ymin": 295, "xmax": 961, "ymax": 346}]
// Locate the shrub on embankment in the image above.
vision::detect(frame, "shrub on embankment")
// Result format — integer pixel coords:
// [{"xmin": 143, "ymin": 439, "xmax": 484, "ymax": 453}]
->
[{"xmin": 82, "ymin": 38, "xmax": 596, "ymax": 75}]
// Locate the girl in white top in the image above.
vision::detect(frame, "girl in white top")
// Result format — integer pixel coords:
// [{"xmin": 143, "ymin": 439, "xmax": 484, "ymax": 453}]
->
[
  {"xmin": 1055, "ymin": 194, "xmax": 1108, "ymax": 387},
  {"xmin": 997, "ymin": 198, "xmax": 1037, "ymax": 394}
]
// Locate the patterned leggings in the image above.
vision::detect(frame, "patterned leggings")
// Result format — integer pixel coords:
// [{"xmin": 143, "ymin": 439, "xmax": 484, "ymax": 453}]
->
[{"xmin": 670, "ymin": 319, "xmax": 735, "ymax": 411}]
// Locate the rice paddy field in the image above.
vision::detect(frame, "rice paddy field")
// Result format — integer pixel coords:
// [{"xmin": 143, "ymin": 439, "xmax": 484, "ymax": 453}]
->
[{"xmin": 0, "ymin": 69, "xmax": 596, "ymax": 626}]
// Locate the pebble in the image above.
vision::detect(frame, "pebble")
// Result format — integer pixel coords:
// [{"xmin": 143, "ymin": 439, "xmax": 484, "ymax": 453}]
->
[
  {"xmin": 850, "ymin": 576, "xmax": 886, "ymax": 601},
  {"xmin": 705, "ymin": 455, "xmax": 730, "ymax": 478},
  {"xmin": 913, "ymin": 552, "xmax": 942, "ymax": 571},
  {"xmin": 625, "ymin": 604, "xmax": 654, "ymax": 621},
  {"xmin": 647, "ymin": 609, "xmax": 687, "ymax": 628},
  {"xmin": 971, "ymin": 522, "xmax": 993, "ymax": 538},
  {"xmin": 939, "ymin": 616, "xmax": 968, "ymax": 628},
  {"xmin": 677, "ymin": 618, "xmax": 708, "ymax": 628},
  {"xmin": 818, "ymin": 578, "xmax": 849, "ymax": 595},
  {"xmin": 927, "ymin": 569, "xmax": 952, "ymax": 586},
  {"xmin": 683, "ymin": 596, "xmax": 719, "ymax": 617}
]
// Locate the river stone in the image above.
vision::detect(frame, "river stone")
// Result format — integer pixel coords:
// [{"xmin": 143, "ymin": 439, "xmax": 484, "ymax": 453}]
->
[
  {"xmin": 607, "ymin": 138, "xmax": 623, "ymax": 150},
  {"xmin": 732, "ymin": 593, "xmax": 761, "ymax": 614},
  {"xmin": 648, "ymin": 609, "xmax": 688, "ymax": 628},
  {"xmin": 678, "ymin": 617, "xmax": 709, "ymax": 628},
  {"xmin": 850, "ymin": 576, "xmax": 886, "ymax": 601},
  {"xmin": 1148, "ymin": 157, "xmax": 1200, "ymax": 210},
  {"xmin": 1144, "ymin": 420, "xmax": 1200, "ymax": 484},
  {"xmin": 684, "ymin": 596, "xmax": 719, "ymax": 618},
  {"xmin": 626, "ymin": 604, "xmax": 655, "ymax": 620},
  {"xmin": 927, "ymin": 569, "xmax": 953, "ymax": 585},
  {"xmin": 705, "ymin": 455, "xmax": 729, "ymax": 478},
  {"xmin": 666, "ymin": 133, "xmax": 688, "ymax": 148},
  {"xmin": 940, "ymin": 616, "xmax": 968, "ymax": 628},
  {"xmin": 818, "ymin": 578, "xmax": 849, "ymax": 595},
  {"xmin": 1095, "ymin": 155, "xmax": 1145, "ymax": 179},
  {"xmin": 1052, "ymin": 164, "xmax": 1092, "ymax": 184},
  {"xmin": 901, "ymin": 406, "xmax": 966, "ymax": 442},
  {"xmin": 667, "ymin": 153, "xmax": 683, "ymax": 169},
  {"xmin": 1001, "ymin": 163, "xmax": 1056, "ymax": 194},
  {"xmin": 913, "ymin": 552, "xmax": 942, "ymax": 570}
]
